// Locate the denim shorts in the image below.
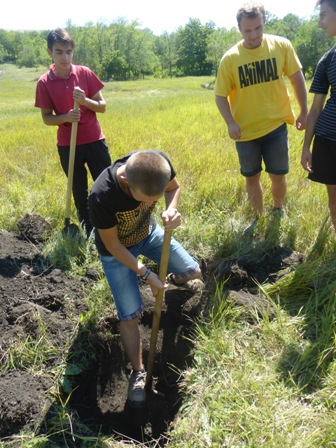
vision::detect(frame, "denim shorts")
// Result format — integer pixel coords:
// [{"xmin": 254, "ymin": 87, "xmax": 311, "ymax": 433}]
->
[
  {"xmin": 100, "ymin": 225, "xmax": 200, "ymax": 321},
  {"xmin": 235, "ymin": 124, "xmax": 289, "ymax": 177}
]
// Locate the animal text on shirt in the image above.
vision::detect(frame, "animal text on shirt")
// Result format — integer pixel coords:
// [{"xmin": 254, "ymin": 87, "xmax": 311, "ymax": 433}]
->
[{"xmin": 238, "ymin": 58, "xmax": 279, "ymax": 88}]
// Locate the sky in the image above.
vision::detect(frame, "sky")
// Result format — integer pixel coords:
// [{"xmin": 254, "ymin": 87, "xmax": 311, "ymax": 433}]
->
[{"xmin": 0, "ymin": 0, "xmax": 318, "ymax": 35}]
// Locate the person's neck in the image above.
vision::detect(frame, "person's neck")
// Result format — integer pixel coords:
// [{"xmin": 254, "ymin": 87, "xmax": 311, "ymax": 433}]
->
[
  {"xmin": 117, "ymin": 166, "xmax": 133, "ymax": 198},
  {"xmin": 53, "ymin": 65, "xmax": 71, "ymax": 79}
]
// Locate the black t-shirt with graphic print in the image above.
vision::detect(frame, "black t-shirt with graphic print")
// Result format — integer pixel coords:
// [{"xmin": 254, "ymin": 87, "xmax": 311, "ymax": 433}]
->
[{"xmin": 88, "ymin": 150, "xmax": 176, "ymax": 256}]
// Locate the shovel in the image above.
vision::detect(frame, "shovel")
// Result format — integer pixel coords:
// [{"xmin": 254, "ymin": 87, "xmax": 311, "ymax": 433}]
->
[
  {"xmin": 63, "ymin": 100, "xmax": 80, "ymax": 236},
  {"xmin": 146, "ymin": 228, "xmax": 172, "ymax": 390}
]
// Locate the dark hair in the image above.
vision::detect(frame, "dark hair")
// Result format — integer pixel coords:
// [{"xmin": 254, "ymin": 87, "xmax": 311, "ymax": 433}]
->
[
  {"xmin": 46, "ymin": 28, "xmax": 75, "ymax": 50},
  {"xmin": 316, "ymin": 0, "xmax": 336, "ymax": 10},
  {"xmin": 237, "ymin": 2, "xmax": 266, "ymax": 25},
  {"xmin": 126, "ymin": 150, "xmax": 171, "ymax": 196}
]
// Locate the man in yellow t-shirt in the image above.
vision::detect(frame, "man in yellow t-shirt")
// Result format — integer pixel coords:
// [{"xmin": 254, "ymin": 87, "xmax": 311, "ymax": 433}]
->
[{"xmin": 215, "ymin": 1, "xmax": 307, "ymax": 233}]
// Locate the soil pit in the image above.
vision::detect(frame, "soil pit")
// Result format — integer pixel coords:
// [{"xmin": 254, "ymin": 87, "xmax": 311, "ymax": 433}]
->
[{"xmin": 0, "ymin": 214, "xmax": 303, "ymax": 446}]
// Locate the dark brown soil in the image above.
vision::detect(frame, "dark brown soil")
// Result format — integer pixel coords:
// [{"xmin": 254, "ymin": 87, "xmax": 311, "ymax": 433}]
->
[{"xmin": 0, "ymin": 214, "xmax": 304, "ymax": 447}]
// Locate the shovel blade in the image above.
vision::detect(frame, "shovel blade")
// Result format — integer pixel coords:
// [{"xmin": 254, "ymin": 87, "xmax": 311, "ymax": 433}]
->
[{"xmin": 62, "ymin": 220, "xmax": 81, "ymax": 239}]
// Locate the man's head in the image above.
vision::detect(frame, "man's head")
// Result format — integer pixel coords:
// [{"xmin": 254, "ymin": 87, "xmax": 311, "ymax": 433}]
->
[
  {"xmin": 316, "ymin": 0, "xmax": 336, "ymax": 37},
  {"xmin": 47, "ymin": 28, "xmax": 74, "ymax": 51},
  {"xmin": 46, "ymin": 29, "xmax": 75, "ymax": 75},
  {"xmin": 237, "ymin": 2, "xmax": 266, "ymax": 49},
  {"xmin": 125, "ymin": 150, "xmax": 171, "ymax": 202}
]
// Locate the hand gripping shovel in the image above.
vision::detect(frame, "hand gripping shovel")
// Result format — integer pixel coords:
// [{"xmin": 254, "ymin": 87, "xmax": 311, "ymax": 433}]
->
[
  {"xmin": 146, "ymin": 228, "xmax": 172, "ymax": 392},
  {"xmin": 63, "ymin": 100, "xmax": 80, "ymax": 236}
]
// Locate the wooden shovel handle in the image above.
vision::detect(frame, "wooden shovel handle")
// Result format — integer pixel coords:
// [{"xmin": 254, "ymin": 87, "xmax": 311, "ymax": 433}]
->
[
  {"xmin": 146, "ymin": 229, "xmax": 172, "ymax": 386},
  {"xmin": 65, "ymin": 100, "xmax": 79, "ymax": 220}
]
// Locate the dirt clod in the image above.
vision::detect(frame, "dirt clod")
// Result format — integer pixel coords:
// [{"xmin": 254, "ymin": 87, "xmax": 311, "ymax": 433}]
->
[{"xmin": 17, "ymin": 213, "xmax": 52, "ymax": 243}]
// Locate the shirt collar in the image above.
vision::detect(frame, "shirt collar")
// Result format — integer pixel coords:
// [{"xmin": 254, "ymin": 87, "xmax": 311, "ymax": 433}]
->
[{"xmin": 47, "ymin": 64, "xmax": 77, "ymax": 80}]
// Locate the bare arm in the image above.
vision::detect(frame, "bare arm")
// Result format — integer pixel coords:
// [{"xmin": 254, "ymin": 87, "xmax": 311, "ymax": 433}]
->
[
  {"xmin": 73, "ymin": 87, "xmax": 106, "ymax": 113},
  {"xmin": 215, "ymin": 95, "xmax": 241, "ymax": 140},
  {"xmin": 40, "ymin": 106, "xmax": 80, "ymax": 126},
  {"xmin": 99, "ymin": 226, "xmax": 146, "ymax": 274},
  {"xmin": 301, "ymin": 93, "xmax": 326, "ymax": 173},
  {"xmin": 40, "ymin": 86, "xmax": 106, "ymax": 126},
  {"xmin": 161, "ymin": 177, "xmax": 182, "ymax": 230},
  {"xmin": 288, "ymin": 70, "xmax": 308, "ymax": 130}
]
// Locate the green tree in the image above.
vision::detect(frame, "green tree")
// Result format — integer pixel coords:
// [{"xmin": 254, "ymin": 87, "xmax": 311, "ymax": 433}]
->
[
  {"xmin": 265, "ymin": 13, "xmax": 301, "ymax": 41},
  {"xmin": 0, "ymin": 30, "xmax": 10, "ymax": 62},
  {"xmin": 100, "ymin": 19, "xmax": 158, "ymax": 80},
  {"xmin": 102, "ymin": 49, "xmax": 127, "ymax": 80},
  {"xmin": 176, "ymin": 18, "xmax": 215, "ymax": 76},
  {"xmin": 17, "ymin": 31, "xmax": 49, "ymax": 68},
  {"xmin": 295, "ymin": 18, "xmax": 335, "ymax": 77},
  {"xmin": 155, "ymin": 32, "xmax": 178, "ymax": 78},
  {"xmin": 207, "ymin": 27, "xmax": 241, "ymax": 75}
]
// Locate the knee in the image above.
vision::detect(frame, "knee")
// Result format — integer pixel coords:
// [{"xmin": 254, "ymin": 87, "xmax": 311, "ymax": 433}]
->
[
  {"xmin": 269, "ymin": 173, "xmax": 286, "ymax": 186},
  {"xmin": 246, "ymin": 173, "xmax": 261, "ymax": 186},
  {"xmin": 188, "ymin": 267, "xmax": 202, "ymax": 281},
  {"xmin": 195, "ymin": 267, "xmax": 202, "ymax": 279}
]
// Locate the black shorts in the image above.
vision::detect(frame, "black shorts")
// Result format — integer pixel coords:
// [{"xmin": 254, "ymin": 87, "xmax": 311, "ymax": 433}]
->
[{"xmin": 309, "ymin": 135, "xmax": 336, "ymax": 185}]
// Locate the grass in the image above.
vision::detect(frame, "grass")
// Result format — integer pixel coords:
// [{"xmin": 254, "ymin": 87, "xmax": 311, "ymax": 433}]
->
[{"xmin": 1, "ymin": 63, "xmax": 336, "ymax": 447}]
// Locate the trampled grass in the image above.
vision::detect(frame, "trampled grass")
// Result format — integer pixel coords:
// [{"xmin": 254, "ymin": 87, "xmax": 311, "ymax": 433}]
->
[{"xmin": 1, "ymin": 63, "xmax": 336, "ymax": 447}]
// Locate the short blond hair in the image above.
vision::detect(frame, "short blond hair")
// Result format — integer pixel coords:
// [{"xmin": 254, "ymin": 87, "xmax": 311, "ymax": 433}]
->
[
  {"xmin": 237, "ymin": 2, "xmax": 266, "ymax": 25},
  {"xmin": 126, "ymin": 150, "xmax": 171, "ymax": 196}
]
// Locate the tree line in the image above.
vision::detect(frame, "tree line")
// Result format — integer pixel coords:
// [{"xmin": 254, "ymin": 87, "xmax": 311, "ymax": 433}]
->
[{"xmin": 0, "ymin": 12, "xmax": 335, "ymax": 81}]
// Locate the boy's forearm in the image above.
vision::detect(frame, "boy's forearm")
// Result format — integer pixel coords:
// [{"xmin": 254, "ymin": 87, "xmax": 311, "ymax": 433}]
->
[
  {"xmin": 215, "ymin": 95, "xmax": 235, "ymax": 126},
  {"xmin": 103, "ymin": 236, "xmax": 146, "ymax": 275},
  {"xmin": 81, "ymin": 97, "xmax": 106, "ymax": 113},
  {"xmin": 74, "ymin": 88, "xmax": 107, "ymax": 113},
  {"xmin": 302, "ymin": 109, "xmax": 320, "ymax": 151},
  {"xmin": 42, "ymin": 113, "xmax": 71, "ymax": 126},
  {"xmin": 289, "ymin": 71, "xmax": 308, "ymax": 114},
  {"xmin": 302, "ymin": 94, "xmax": 326, "ymax": 151},
  {"xmin": 164, "ymin": 187, "xmax": 180, "ymax": 211}
]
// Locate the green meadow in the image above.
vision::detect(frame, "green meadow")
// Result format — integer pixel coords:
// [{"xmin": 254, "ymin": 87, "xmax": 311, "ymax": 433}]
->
[{"xmin": 1, "ymin": 63, "xmax": 336, "ymax": 447}]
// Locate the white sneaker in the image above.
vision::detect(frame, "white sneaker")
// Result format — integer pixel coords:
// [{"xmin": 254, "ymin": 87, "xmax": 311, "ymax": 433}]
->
[{"xmin": 127, "ymin": 369, "xmax": 146, "ymax": 408}]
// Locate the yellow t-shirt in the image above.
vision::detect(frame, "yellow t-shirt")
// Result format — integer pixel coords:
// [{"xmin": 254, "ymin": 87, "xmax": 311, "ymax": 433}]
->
[{"xmin": 214, "ymin": 34, "xmax": 302, "ymax": 141}]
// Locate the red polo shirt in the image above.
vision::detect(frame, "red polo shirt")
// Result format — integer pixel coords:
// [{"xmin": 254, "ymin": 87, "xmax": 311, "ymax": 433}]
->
[{"xmin": 35, "ymin": 64, "xmax": 105, "ymax": 146}]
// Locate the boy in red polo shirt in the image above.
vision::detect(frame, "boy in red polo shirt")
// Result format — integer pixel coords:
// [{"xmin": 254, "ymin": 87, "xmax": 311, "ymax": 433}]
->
[{"xmin": 35, "ymin": 28, "xmax": 111, "ymax": 237}]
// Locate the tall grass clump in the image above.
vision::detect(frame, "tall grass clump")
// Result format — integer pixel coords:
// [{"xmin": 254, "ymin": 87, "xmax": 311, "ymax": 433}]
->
[{"xmin": 167, "ymin": 284, "xmax": 336, "ymax": 448}]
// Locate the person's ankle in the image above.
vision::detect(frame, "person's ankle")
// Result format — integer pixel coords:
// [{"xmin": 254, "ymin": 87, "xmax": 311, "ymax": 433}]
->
[
  {"xmin": 168, "ymin": 273, "xmax": 180, "ymax": 285},
  {"xmin": 132, "ymin": 365, "xmax": 145, "ymax": 373}
]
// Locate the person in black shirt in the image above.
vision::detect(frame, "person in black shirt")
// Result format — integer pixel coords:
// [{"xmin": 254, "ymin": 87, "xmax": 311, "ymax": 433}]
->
[
  {"xmin": 89, "ymin": 149, "xmax": 203, "ymax": 407},
  {"xmin": 301, "ymin": 0, "xmax": 336, "ymax": 229}
]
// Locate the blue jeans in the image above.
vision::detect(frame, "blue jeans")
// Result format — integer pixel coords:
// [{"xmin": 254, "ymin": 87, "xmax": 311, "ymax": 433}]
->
[{"xmin": 100, "ymin": 225, "xmax": 200, "ymax": 321}]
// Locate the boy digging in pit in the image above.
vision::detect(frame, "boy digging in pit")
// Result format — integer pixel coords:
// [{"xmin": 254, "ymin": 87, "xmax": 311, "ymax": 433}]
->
[{"xmin": 88, "ymin": 149, "xmax": 204, "ymax": 408}]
